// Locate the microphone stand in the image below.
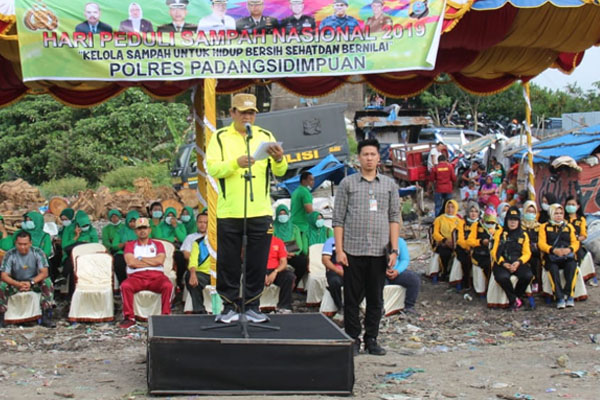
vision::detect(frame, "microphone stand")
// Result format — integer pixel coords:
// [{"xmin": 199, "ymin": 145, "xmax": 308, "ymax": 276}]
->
[{"xmin": 203, "ymin": 122, "xmax": 279, "ymax": 338}]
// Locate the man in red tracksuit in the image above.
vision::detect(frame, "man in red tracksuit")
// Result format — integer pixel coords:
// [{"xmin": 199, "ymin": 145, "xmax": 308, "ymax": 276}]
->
[
  {"xmin": 431, "ymin": 154, "xmax": 456, "ymax": 216},
  {"xmin": 119, "ymin": 218, "xmax": 173, "ymax": 329}
]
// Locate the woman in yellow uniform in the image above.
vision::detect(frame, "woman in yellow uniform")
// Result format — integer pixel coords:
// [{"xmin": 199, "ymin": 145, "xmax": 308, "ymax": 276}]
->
[
  {"xmin": 521, "ymin": 200, "xmax": 542, "ymax": 292},
  {"xmin": 491, "ymin": 207, "xmax": 532, "ymax": 310},
  {"xmin": 432, "ymin": 199, "xmax": 461, "ymax": 281},
  {"xmin": 456, "ymin": 200, "xmax": 480, "ymax": 289},
  {"xmin": 467, "ymin": 207, "xmax": 498, "ymax": 280},
  {"xmin": 538, "ymin": 204, "xmax": 579, "ymax": 309}
]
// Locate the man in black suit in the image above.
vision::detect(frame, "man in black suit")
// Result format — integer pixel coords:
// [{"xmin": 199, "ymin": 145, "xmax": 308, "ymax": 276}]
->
[
  {"xmin": 118, "ymin": 2, "xmax": 154, "ymax": 33},
  {"xmin": 157, "ymin": 0, "xmax": 197, "ymax": 33},
  {"xmin": 75, "ymin": 2, "xmax": 113, "ymax": 34},
  {"xmin": 236, "ymin": 0, "xmax": 278, "ymax": 33}
]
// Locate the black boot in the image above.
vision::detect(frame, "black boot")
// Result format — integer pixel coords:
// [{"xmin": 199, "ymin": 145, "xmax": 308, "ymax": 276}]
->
[
  {"xmin": 365, "ymin": 337, "xmax": 386, "ymax": 356},
  {"xmin": 0, "ymin": 312, "xmax": 5, "ymax": 328},
  {"xmin": 41, "ymin": 309, "xmax": 56, "ymax": 328}
]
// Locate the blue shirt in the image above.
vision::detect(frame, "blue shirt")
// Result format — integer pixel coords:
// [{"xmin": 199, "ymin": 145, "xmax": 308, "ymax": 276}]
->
[
  {"xmin": 320, "ymin": 15, "xmax": 360, "ymax": 31},
  {"xmin": 393, "ymin": 238, "xmax": 410, "ymax": 274},
  {"xmin": 322, "ymin": 237, "xmax": 337, "ymax": 264}
]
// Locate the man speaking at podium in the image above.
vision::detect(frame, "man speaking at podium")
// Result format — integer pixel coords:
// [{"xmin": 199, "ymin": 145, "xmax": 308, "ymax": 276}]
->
[{"xmin": 207, "ymin": 93, "xmax": 287, "ymax": 324}]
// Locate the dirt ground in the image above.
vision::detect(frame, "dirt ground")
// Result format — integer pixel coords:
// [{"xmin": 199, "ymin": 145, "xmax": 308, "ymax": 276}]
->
[{"xmin": 1, "ymin": 250, "xmax": 599, "ymax": 400}]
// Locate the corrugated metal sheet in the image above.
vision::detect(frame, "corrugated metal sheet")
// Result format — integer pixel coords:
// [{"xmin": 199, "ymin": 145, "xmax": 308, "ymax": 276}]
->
[{"xmin": 562, "ymin": 111, "xmax": 600, "ymax": 132}]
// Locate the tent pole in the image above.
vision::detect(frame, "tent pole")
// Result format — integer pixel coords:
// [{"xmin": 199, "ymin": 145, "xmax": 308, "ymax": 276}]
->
[
  {"xmin": 193, "ymin": 80, "xmax": 220, "ymax": 306},
  {"xmin": 521, "ymin": 82, "xmax": 536, "ymax": 203}
]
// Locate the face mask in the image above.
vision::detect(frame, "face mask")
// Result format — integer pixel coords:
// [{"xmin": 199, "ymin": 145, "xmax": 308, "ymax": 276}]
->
[
  {"xmin": 315, "ymin": 219, "xmax": 325, "ymax": 228},
  {"xmin": 152, "ymin": 211, "xmax": 163, "ymax": 219},
  {"xmin": 165, "ymin": 216, "xmax": 173, "ymax": 225},
  {"xmin": 541, "ymin": 203, "xmax": 550, "ymax": 211},
  {"xmin": 22, "ymin": 221, "xmax": 35, "ymax": 230},
  {"xmin": 484, "ymin": 223, "xmax": 495, "ymax": 229},
  {"xmin": 62, "ymin": 220, "xmax": 72, "ymax": 227},
  {"xmin": 277, "ymin": 215, "xmax": 290, "ymax": 224},
  {"xmin": 81, "ymin": 225, "xmax": 90, "ymax": 232},
  {"xmin": 524, "ymin": 213, "xmax": 536, "ymax": 222},
  {"xmin": 466, "ymin": 217, "xmax": 478, "ymax": 224},
  {"xmin": 498, "ymin": 219, "xmax": 504, "ymax": 227},
  {"xmin": 181, "ymin": 215, "xmax": 191, "ymax": 223},
  {"xmin": 500, "ymin": 212, "xmax": 507, "ymax": 221},
  {"xmin": 565, "ymin": 205, "xmax": 577, "ymax": 214},
  {"xmin": 110, "ymin": 220, "xmax": 121, "ymax": 226}
]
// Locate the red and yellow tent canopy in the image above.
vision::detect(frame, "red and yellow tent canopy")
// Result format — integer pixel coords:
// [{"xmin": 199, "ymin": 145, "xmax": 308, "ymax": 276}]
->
[{"xmin": 1, "ymin": 0, "xmax": 599, "ymax": 107}]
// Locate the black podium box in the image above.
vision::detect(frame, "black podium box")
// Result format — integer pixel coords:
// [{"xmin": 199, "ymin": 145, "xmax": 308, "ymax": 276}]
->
[{"xmin": 147, "ymin": 313, "xmax": 354, "ymax": 395}]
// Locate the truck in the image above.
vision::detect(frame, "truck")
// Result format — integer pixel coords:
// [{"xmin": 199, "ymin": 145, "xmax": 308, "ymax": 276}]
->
[{"xmin": 171, "ymin": 103, "xmax": 350, "ymax": 189}]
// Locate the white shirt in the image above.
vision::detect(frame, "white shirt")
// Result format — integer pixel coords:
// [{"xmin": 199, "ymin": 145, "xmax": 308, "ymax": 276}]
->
[
  {"xmin": 197, "ymin": 14, "xmax": 236, "ymax": 32},
  {"xmin": 125, "ymin": 239, "xmax": 164, "ymax": 275},
  {"xmin": 181, "ymin": 232, "xmax": 205, "ymax": 253},
  {"xmin": 427, "ymin": 147, "xmax": 441, "ymax": 171}
]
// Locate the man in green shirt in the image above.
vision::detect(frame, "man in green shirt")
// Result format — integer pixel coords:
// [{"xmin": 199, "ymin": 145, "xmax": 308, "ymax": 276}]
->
[{"xmin": 290, "ymin": 171, "xmax": 314, "ymax": 233}]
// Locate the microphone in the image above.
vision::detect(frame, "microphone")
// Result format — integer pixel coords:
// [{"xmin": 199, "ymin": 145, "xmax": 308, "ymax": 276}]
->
[{"xmin": 245, "ymin": 123, "xmax": 253, "ymax": 139}]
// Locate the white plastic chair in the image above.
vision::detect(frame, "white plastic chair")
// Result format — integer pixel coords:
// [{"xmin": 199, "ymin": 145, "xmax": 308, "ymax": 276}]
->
[
  {"xmin": 71, "ymin": 243, "xmax": 107, "ymax": 262},
  {"xmin": 132, "ymin": 240, "xmax": 176, "ymax": 321},
  {"xmin": 259, "ymin": 284, "xmax": 281, "ymax": 312},
  {"xmin": 472, "ymin": 264, "xmax": 488, "ymax": 295},
  {"xmin": 448, "ymin": 257, "xmax": 463, "ymax": 286},
  {"xmin": 320, "ymin": 285, "xmax": 406, "ymax": 317},
  {"xmin": 486, "ymin": 273, "xmax": 533, "ymax": 308},
  {"xmin": 542, "ymin": 266, "xmax": 588, "ymax": 301},
  {"xmin": 579, "ymin": 252, "xmax": 596, "ymax": 282},
  {"xmin": 68, "ymin": 253, "xmax": 114, "ymax": 322},
  {"xmin": 305, "ymin": 243, "xmax": 327, "ymax": 306},
  {"xmin": 4, "ymin": 292, "xmax": 42, "ymax": 324},
  {"xmin": 183, "ymin": 287, "xmax": 214, "ymax": 314}
]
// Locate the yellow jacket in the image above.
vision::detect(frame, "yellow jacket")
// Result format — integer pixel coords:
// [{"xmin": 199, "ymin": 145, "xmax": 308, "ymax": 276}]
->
[
  {"xmin": 207, "ymin": 123, "xmax": 288, "ymax": 218},
  {"xmin": 538, "ymin": 222, "xmax": 579, "ymax": 255}
]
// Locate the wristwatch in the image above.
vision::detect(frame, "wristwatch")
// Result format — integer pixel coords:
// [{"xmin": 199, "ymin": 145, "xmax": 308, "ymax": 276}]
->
[
  {"xmin": 389, "ymin": 248, "xmax": 399, "ymax": 255},
  {"xmin": 30, "ymin": 279, "xmax": 35, "ymax": 286}
]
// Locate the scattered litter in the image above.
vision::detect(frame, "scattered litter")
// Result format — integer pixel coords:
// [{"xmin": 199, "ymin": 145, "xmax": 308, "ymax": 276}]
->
[
  {"xmin": 384, "ymin": 368, "xmax": 425, "ymax": 381},
  {"xmin": 491, "ymin": 382, "xmax": 509, "ymax": 389},
  {"xmin": 589, "ymin": 334, "xmax": 600, "ymax": 344},
  {"xmin": 546, "ymin": 388, "xmax": 557, "ymax": 393},
  {"xmin": 551, "ymin": 370, "xmax": 587, "ymax": 378},
  {"xmin": 53, "ymin": 392, "xmax": 75, "ymax": 399},
  {"xmin": 500, "ymin": 331, "xmax": 515, "ymax": 338},
  {"xmin": 556, "ymin": 355, "xmax": 570, "ymax": 368},
  {"xmin": 380, "ymin": 395, "xmax": 421, "ymax": 400},
  {"xmin": 513, "ymin": 393, "xmax": 534, "ymax": 400}
]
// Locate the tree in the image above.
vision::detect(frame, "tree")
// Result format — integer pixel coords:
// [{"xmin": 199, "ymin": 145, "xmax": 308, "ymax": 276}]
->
[{"xmin": 0, "ymin": 88, "xmax": 190, "ymax": 184}]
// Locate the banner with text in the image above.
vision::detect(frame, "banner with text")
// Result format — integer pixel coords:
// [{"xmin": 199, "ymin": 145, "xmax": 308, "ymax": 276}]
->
[{"xmin": 15, "ymin": 0, "xmax": 445, "ymax": 81}]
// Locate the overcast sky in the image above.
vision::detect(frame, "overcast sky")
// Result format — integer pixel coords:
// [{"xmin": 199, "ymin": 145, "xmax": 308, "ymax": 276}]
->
[{"xmin": 532, "ymin": 46, "xmax": 600, "ymax": 92}]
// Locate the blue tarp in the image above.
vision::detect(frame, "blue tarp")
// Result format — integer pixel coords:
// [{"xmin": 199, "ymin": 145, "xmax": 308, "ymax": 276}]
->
[
  {"xmin": 512, "ymin": 126, "xmax": 600, "ymax": 163},
  {"xmin": 277, "ymin": 154, "xmax": 356, "ymax": 196}
]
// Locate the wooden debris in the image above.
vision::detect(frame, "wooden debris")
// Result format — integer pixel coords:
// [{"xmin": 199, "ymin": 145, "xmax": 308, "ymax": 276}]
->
[{"xmin": 177, "ymin": 188, "xmax": 199, "ymax": 209}]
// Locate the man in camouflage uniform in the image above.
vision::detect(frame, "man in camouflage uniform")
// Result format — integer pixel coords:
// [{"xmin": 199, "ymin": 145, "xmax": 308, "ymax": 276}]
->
[{"xmin": 0, "ymin": 231, "xmax": 55, "ymax": 328}]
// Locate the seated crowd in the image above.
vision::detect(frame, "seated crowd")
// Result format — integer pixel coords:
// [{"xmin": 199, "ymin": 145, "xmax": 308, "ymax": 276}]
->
[
  {"xmin": 432, "ymin": 190, "xmax": 593, "ymax": 310},
  {"xmin": 0, "ymin": 183, "xmax": 592, "ymax": 329}
]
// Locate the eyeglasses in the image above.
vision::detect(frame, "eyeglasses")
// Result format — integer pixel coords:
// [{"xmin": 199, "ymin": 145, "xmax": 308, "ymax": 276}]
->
[{"xmin": 136, "ymin": 226, "xmax": 149, "ymax": 230}]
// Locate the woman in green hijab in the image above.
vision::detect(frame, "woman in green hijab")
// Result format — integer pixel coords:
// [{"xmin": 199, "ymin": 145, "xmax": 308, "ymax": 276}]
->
[
  {"xmin": 180, "ymin": 206, "xmax": 197, "ymax": 235},
  {"xmin": 16, "ymin": 211, "xmax": 53, "ymax": 258},
  {"xmin": 302, "ymin": 211, "xmax": 333, "ymax": 254},
  {"xmin": 273, "ymin": 204, "xmax": 308, "ymax": 283},
  {"xmin": 151, "ymin": 206, "xmax": 187, "ymax": 290},
  {"xmin": 112, "ymin": 210, "xmax": 140, "ymax": 285},
  {"xmin": 102, "ymin": 209, "xmax": 123, "ymax": 253}
]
